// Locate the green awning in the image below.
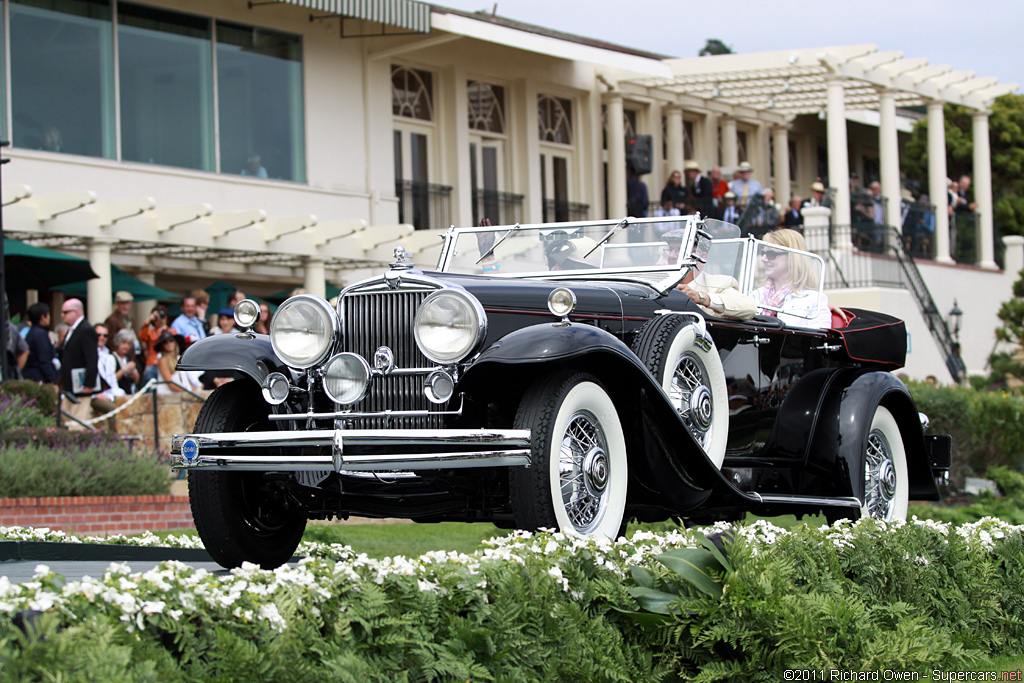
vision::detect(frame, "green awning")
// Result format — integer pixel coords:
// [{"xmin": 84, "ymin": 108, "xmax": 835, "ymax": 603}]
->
[
  {"xmin": 278, "ymin": 0, "xmax": 430, "ymax": 33},
  {"xmin": 57, "ymin": 265, "xmax": 180, "ymax": 302},
  {"xmin": 3, "ymin": 238, "xmax": 99, "ymax": 290}
]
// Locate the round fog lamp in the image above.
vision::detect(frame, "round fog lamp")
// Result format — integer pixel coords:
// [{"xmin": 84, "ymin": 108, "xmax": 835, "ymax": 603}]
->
[
  {"xmin": 234, "ymin": 299, "xmax": 260, "ymax": 330},
  {"xmin": 547, "ymin": 287, "xmax": 577, "ymax": 318},
  {"xmin": 323, "ymin": 353, "xmax": 371, "ymax": 405},
  {"xmin": 262, "ymin": 372, "xmax": 291, "ymax": 405},
  {"xmin": 423, "ymin": 370, "xmax": 455, "ymax": 404}
]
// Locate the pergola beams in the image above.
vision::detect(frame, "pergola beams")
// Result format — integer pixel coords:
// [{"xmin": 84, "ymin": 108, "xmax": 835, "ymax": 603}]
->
[
  {"xmin": 627, "ymin": 45, "xmax": 1017, "ymax": 116},
  {"xmin": 1, "ymin": 187, "xmax": 427, "ymax": 281}
]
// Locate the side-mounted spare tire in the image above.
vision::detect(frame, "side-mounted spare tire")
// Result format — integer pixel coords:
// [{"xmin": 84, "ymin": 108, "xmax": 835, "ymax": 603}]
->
[
  {"xmin": 188, "ymin": 381, "xmax": 306, "ymax": 569},
  {"xmin": 630, "ymin": 313, "xmax": 729, "ymax": 467},
  {"xmin": 510, "ymin": 371, "xmax": 628, "ymax": 539}
]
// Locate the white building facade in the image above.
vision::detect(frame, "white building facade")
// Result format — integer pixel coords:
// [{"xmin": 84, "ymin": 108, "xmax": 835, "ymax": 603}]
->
[{"xmin": 1, "ymin": 0, "xmax": 1018, "ymax": 382}]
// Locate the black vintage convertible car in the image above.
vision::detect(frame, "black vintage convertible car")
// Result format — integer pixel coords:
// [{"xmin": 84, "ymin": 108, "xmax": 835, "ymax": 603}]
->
[{"xmin": 173, "ymin": 215, "xmax": 951, "ymax": 569}]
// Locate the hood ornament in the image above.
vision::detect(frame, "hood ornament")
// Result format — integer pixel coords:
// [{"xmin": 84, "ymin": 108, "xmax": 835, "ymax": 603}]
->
[
  {"xmin": 390, "ymin": 245, "xmax": 413, "ymax": 270},
  {"xmin": 385, "ymin": 245, "xmax": 414, "ymax": 289}
]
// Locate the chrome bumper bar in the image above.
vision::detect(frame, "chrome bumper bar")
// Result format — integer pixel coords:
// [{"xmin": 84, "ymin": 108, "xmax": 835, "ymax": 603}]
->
[{"xmin": 170, "ymin": 428, "xmax": 532, "ymax": 472}]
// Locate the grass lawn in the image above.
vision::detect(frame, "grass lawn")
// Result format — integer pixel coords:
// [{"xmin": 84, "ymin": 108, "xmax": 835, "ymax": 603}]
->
[
  {"xmin": 301, "ymin": 521, "xmax": 510, "ymax": 558},
  {"xmin": 149, "ymin": 513, "xmax": 827, "ymax": 559}
]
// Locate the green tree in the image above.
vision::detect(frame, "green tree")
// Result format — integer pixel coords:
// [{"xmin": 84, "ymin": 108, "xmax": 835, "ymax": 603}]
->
[
  {"xmin": 903, "ymin": 93, "xmax": 1024, "ymax": 237},
  {"xmin": 699, "ymin": 39, "xmax": 733, "ymax": 56},
  {"xmin": 986, "ymin": 266, "xmax": 1024, "ymax": 388}
]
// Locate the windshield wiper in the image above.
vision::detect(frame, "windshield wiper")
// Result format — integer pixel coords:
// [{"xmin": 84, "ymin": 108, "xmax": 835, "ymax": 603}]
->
[
  {"xmin": 583, "ymin": 217, "xmax": 629, "ymax": 258},
  {"xmin": 475, "ymin": 223, "xmax": 521, "ymax": 265}
]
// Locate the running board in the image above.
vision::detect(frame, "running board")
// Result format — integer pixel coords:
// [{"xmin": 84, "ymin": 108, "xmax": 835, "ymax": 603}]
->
[{"xmin": 745, "ymin": 493, "xmax": 862, "ymax": 509}]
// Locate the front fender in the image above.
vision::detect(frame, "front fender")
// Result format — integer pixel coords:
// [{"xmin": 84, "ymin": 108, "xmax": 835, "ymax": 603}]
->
[
  {"xmin": 177, "ymin": 334, "xmax": 287, "ymax": 386},
  {"xmin": 471, "ymin": 321, "xmax": 639, "ymax": 365},
  {"xmin": 461, "ymin": 321, "xmax": 756, "ymax": 512}
]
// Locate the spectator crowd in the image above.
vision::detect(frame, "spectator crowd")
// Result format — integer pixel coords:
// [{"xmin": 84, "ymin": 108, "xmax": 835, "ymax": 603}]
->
[
  {"xmin": 632, "ymin": 161, "xmax": 977, "ymax": 260},
  {"xmin": 7, "ymin": 287, "xmax": 261, "ymax": 425}
]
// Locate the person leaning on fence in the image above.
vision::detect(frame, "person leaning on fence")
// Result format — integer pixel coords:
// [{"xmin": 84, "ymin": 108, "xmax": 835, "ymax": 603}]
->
[{"xmin": 154, "ymin": 330, "xmax": 202, "ymax": 395}]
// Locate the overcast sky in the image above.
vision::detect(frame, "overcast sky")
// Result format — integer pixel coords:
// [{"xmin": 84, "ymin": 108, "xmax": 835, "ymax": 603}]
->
[{"xmin": 434, "ymin": 0, "xmax": 1022, "ymax": 96}]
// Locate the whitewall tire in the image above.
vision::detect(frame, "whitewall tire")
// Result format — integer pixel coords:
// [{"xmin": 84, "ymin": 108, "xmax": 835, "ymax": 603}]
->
[{"xmin": 511, "ymin": 372, "xmax": 628, "ymax": 539}]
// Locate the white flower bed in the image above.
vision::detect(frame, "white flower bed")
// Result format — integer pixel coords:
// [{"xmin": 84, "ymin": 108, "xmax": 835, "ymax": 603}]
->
[{"xmin": 0, "ymin": 517, "xmax": 1020, "ymax": 636}]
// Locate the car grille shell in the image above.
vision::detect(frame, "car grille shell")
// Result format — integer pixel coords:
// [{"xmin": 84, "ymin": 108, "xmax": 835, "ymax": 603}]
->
[{"xmin": 340, "ymin": 287, "xmax": 446, "ymax": 428}]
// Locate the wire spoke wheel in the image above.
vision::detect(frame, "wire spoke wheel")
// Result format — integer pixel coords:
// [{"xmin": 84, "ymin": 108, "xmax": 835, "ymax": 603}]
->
[
  {"xmin": 631, "ymin": 314, "xmax": 728, "ymax": 467},
  {"xmin": 558, "ymin": 410, "xmax": 610, "ymax": 533},
  {"xmin": 668, "ymin": 351, "xmax": 715, "ymax": 451},
  {"xmin": 864, "ymin": 429, "xmax": 898, "ymax": 520},
  {"xmin": 860, "ymin": 406, "xmax": 908, "ymax": 522},
  {"xmin": 511, "ymin": 372, "xmax": 628, "ymax": 539}
]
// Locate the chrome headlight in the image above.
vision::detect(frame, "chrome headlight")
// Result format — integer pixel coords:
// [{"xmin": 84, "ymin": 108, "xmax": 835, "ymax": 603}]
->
[
  {"xmin": 234, "ymin": 299, "xmax": 260, "ymax": 330},
  {"xmin": 322, "ymin": 353, "xmax": 370, "ymax": 405},
  {"xmin": 413, "ymin": 290, "xmax": 486, "ymax": 364},
  {"xmin": 270, "ymin": 295, "xmax": 339, "ymax": 369}
]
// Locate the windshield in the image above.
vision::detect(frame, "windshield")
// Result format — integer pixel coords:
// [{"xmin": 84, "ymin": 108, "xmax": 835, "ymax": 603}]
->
[{"xmin": 437, "ymin": 216, "xmax": 740, "ymax": 287}]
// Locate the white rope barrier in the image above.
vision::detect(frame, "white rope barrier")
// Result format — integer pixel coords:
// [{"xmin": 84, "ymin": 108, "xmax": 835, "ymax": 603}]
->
[{"xmin": 77, "ymin": 379, "xmax": 205, "ymax": 427}]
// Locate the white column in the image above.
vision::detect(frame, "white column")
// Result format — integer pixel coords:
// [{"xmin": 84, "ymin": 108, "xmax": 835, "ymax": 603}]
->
[
  {"xmin": 757, "ymin": 123, "xmax": 771, "ymax": 188},
  {"xmin": 303, "ymin": 257, "xmax": 326, "ymax": 299},
  {"xmin": 25, "ymin": 290, "xmax": 38, "ymax": 307},
  {"xmin": 826, "ymin": 76, "xmax": 852, "ymax": 232},
  {"xmin": 519, "ymin": 80, "xmax": 542, "ymax": 224},
  {"xmin": 973, "ymin": 111, "xmax": 997, "ymax": 269},
  {"xmin": 1003, "ymin": 235, "xmax": 1024, "ymax": 278},
  {"xmin": 605, "ymin": 91, "xmax": 627, "ymax": 217},
  {"xmin": 772, "ymin": 125, "xmax": 790, "ymax": 208},
  {"xmin": 445, "ymin": 65, "xmax": 472, "ymax": 229},
  {"xmin": 802, "ymin": 206, "xmax": 834, "ymax": 252},
  {"xmin": 86, "ymin": 238, "xmax": 115, "ymax": 323},
  {"xmin": 665, "ymin": 105, "xmax": 684, "ymax": 173},
  {"xmin": 720, "ymin": 117, "xmax": 738, "ymax": 168},
  {"xmin": 878, "ymin": 89, "xmax": 902, "ymax": 234},
  {"xmin": 927, "ymin": 100, "xmax": 952, "ymax": 263},
  {"xmin": 703, "ymin": 112, "xmax": 719, "ymax": 167}
]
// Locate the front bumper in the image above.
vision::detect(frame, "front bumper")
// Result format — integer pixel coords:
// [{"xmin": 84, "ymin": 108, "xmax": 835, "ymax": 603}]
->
[{"xmin": 170, "ymin": 428, "xmax": 532, "ymax": 472}]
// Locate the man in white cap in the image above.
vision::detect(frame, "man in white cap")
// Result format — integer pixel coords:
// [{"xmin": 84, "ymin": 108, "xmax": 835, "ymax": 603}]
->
[
  {"xmin": 728, "ymin": 161, "xmax": 763, "ymax": 208},
  {"xmin": 683, "ymin": 160, "xmax": 713, "ymax": 217},
  {"xmin": 104, "ymin": 290, "xmax": 135, "ymax": 352}
]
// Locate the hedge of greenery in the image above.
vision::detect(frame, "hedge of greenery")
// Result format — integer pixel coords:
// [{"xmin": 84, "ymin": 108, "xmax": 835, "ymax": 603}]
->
[
  {"xmin": 908, "ymin": 382, "xmax": 1024, "ymax": 483},
  {"xmin": 0, "ymin": 382, "xmax": 170, "ymax": 497},
  {"xmin": 0, "ymin": 517, "xmax": 1020, "ymax": 681},
  {"xmin": 0, "ymin": 436, "xmax": 170, "ymax": 498},
  {"xmin": 0, "ymin": 380, "xmax": 58, "ymax": 418}
]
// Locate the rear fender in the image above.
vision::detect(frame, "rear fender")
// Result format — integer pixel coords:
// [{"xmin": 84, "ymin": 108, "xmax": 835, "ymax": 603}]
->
[
  {"xmin": 814, "ymin": 371, "xmax": 937, "ymax": 502},
  {"xmin": 177, "ymin": 334, "xmax": 286, "ymax": 386}
]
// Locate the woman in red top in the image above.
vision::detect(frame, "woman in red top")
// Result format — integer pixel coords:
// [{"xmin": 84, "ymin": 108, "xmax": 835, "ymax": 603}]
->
[{"xmin": 137, "ymin": 304, "xmax": 169, "ymax": 385}]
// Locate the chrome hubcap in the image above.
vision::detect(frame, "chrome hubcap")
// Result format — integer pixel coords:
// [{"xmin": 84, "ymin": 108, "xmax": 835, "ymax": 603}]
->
[
  {"xmin": 670, "ymin": 353, "xmax": 714, "ymax": 449},
  {"xmin": 559, "ymin": 410, "xmax": 609, "ymax": 533},
  {"xmin": 689, "ymin": 385, "xmax": 713, "ymax": 431},
  {"xmin": 582, "ymin": 446, "xmax": 608, "ymax": 498},
  {"xmin": 864, "ymin": 429, "xmax": 896, "ymax": 520}
]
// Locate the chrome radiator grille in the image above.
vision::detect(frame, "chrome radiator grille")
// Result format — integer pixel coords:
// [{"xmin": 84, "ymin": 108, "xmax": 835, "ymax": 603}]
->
[{"xmin": 341, "ymin": 288, "xmax": 445, "ymax": 428}]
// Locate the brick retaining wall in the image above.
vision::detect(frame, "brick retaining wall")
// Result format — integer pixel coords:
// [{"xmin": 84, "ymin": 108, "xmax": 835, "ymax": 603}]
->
[{"xmin": 0, "ymin": 496, "xmax": 194, "ymax": 536}]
